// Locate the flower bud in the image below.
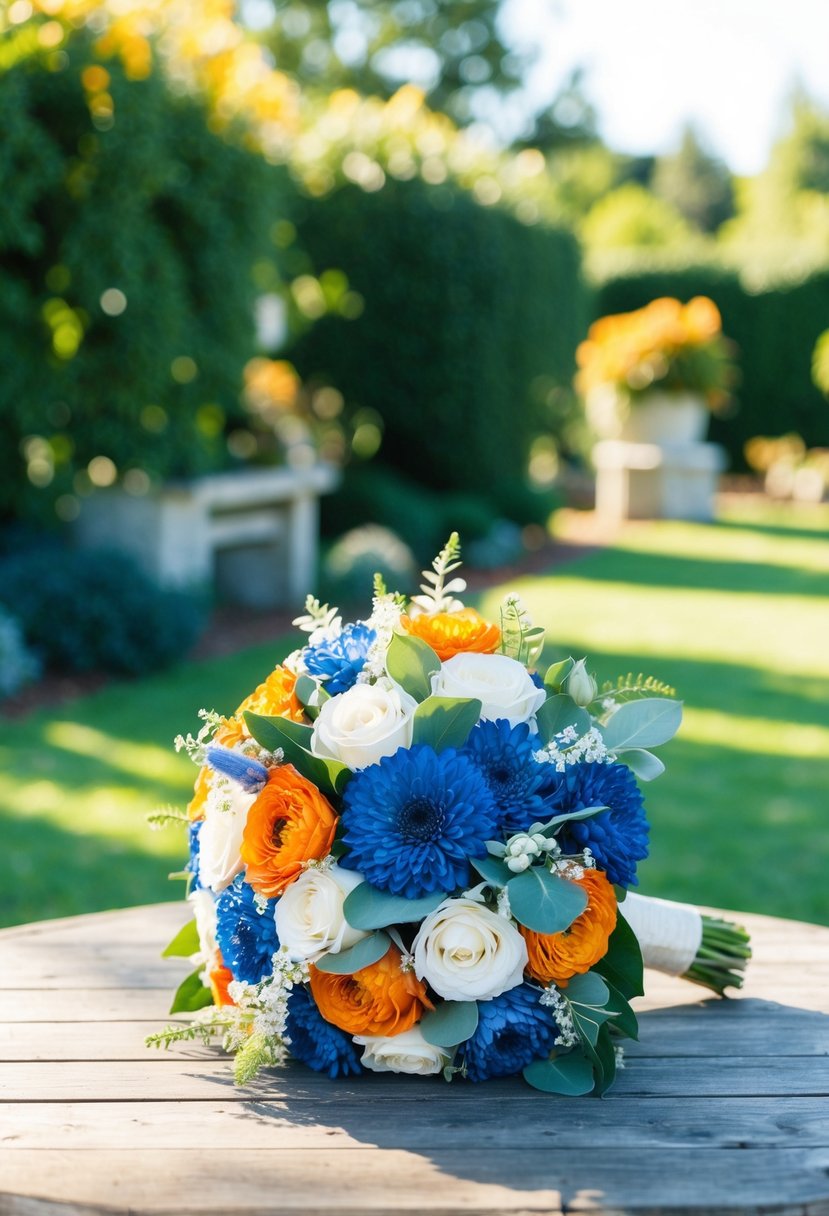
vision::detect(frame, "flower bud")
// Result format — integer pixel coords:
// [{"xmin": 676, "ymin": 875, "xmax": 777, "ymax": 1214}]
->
[
  {"xmin": 567, "ymin": 658, "xmax": 598, "ymax": 708},
  {"xmin": 506, "ymin": 854, "xmax": 532, "ymax": 873}
]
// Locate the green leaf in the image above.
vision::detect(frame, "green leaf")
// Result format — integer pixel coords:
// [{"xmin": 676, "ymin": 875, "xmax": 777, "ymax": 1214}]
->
[
  {"xmin": 420, "ymin": 1000, "xmax": 478, "ymax": 1048},
  {"xmin": 601, "ymin": 698, "xmax": 682, "ymax": 751},
  {"xmin": 162, "ymin": 918, "xmax": 200, "ymax": 959},
  {"xmin": 412, "ymin": 696, "xmax": 481, "ymax": 752},
  {"xmin": 507, "ymin": 867, "xmax": 588, "ymax": 934},
  {"xmin": 619, "ymin": 747, "xmax": 665, "ymax": 781},
  {"xmin": 386, "ymin": 632, "xmax": 441, "ymax": 702},
  {"xmin": 590, "ymin": 1024, "xmax": 618, "ymax": 1096},
  {"xmin": 594, "ymin": 911, "xmax": 644, "ymax": 1000},
  {"xmin": 294, "ymin": 675, "xmax": 329, "ymax": 720},
  {"xmin": 343, "ymin": 883, "xmax": 447, "ymax": 931},
  {"xmin": 244, "ymin": 711, "xmax": 351, "ymax": 797},
  {"xmin": 169, "ymin": 968, "xmax": 214, "ymax": 1015},
  {"xmin": 535, "ymin": 804, "xmax": 608, "ymax": 834},
  {"xmin": 523, "ymin": 1050, "xmax": 595, "ymax": 1095},
  {"xmin": 565, "ymin": 971, "xmax": 610, "ymax": 1009},
  {"xmin": 313, "ymin": 931, "xmax": 390, "ymax": 974},
  {"xmin": 602, "ymin": 979, "xmax": 639, "ymax": 1040},
  {"xmin": 535, "ymin": 695, "xmax": 591, "ymax": 745},
  {"xmin": 543, "ymin": 657, "xmax": 574, "ymax": 694},
  {"xmin": 470, "ymin": 855, "xmax": 513, "ymax": 887}
]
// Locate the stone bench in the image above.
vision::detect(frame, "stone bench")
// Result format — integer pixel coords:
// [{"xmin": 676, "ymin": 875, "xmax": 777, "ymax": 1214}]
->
[
  {"xmin": 74, "ymin": 464, "xmax": 339, "ymax": 608},
  {"xmin": 593, "ymin": 440, "xmax": 726, "ymax": 522}
]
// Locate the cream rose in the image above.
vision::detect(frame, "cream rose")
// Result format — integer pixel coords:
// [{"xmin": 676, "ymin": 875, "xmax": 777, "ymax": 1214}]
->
[
  {"xmin": 275, "ymin": 864, "xmax": 368, "ymax": 962},
  {"xmin": 354, "ymin": 1028, "xmax": 451, "ymax": 1076},
  {"xmin": 197, "ymin": 774, "xmax": 256, "ymax": 893},
  {"xmin": 188, "ymin": 887, "xmax": 218, "ymax": 965},
  {"xmin": 310, "ymin": 678, "xmax": 417, "ymax": 770},
  {"xmin": 412, "ymin": 897, "xmax": 528, "ymax": 1002},
  {"xmin": 431, "ymin": 653, "xmax": 545, "ymax": 727}
]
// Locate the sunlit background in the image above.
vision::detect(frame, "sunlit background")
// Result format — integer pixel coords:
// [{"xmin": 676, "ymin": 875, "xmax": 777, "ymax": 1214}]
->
[{"xmin": 0, "ymin": 0, "xmax": 827, "ymax": 929}]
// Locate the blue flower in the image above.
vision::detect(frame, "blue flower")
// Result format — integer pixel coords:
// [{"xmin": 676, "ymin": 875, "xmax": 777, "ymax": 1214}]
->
[
  {"xmin": 215, "ymin": 875, "xmax": 279, "ymax": 983},
  {"xmin": 303, "ymin": 622, "xmax": 376, "ymax": 694},
  {"xmin": 340, "ymin": 745, "xmax": 498, "ymax": 898},
  {"xmin": 205, "ymin": 744, "xmax": 268, "ymax": 793},
  {"xmin": 187, "ymin": 820, "xmax": 203, "ymax": 890},
  {"xmin": 460, "ymin": 984, "xmax": 559, "ymax": 1082},
  {"xmin": 461, "ymin": 718, "xmax": 554, "ymax": 837},
  {"xmin": 286, "ymin": 985, "xmax": 363, "ymax": 1078},
  {"xmin": 547, "ymin": 761, "xmax": 648, "ymax": 887}
]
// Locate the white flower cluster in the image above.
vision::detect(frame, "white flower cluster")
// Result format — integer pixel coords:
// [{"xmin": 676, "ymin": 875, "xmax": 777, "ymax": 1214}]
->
[
  {"xmin": 359, "ymin": 591, "xmax": 404, "ymax": 682},
  {"xmin": 174, "ymin": 708, "xmax": 224, "ymax": 764},
  {"xmin": 538, "ymin": 983, "xmax": 579, "ymax": 1048},
  {"xmin": 227, "ymin": 949, "xmax": 310, "ymax": 1050},
  {"xmin": 534, "ymin": 725, "xmax": 610, "ymax": 772}
]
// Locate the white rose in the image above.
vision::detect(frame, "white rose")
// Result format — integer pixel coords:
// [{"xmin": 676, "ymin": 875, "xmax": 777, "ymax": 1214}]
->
[
  {"xmin": 275, "ymin": 864, "xmax": 368, "ymax": 962},
  {"xmin": 431, "ymin": 653, "xmax": 545, "ymax": 727},
  {"xmin": 197, "ymin": 774, "xmax": 256, "ymax": 893},
  {"xmin": 310, "ymin": 677, "xmax": 417, "ymax": 770},
  {"xmin": 412, "ymin": 897, "xmax": 528, "ymax": 1002},
  {"xmin": 188, "ymin": 887, "xmax": 218, "ymax": 965},
  {"xmin": 354, "ymin": 1028, "xmax": 451, "ymax": 1076}
]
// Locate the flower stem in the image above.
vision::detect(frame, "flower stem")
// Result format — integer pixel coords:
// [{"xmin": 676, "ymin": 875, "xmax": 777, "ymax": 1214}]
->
[{"xmin": 682, "ymin": 915, "xmax": 752, "ymax": 996}]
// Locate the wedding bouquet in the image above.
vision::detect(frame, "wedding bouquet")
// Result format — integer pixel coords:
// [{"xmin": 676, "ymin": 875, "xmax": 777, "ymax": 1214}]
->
[{"xmin": 149, "ymin": 535, "xmax": 750, "ymax": 1096}]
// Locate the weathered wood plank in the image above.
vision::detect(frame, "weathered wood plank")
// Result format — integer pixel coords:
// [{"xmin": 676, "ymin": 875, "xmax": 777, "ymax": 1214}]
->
[
  {"xmin": 2, "ymin": 1147, "xmax": 829, "ymax": 1216},
  {"xmin": 0, "ymin": 990, "xmax": 173, "ymax": 1023},
  {"xmin": 2, "ymin": 1055, "xmax": 829, "ymax": 1102},
  {"xmin": 4, "ymin": 1096, "xmax": 829, "ymax": 1152}
]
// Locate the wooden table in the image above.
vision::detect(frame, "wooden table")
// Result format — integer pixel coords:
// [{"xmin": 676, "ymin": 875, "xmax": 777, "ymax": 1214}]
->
[{"xmin": 2, "ymin": 903, "xmax": 828, "ymax": 1215}]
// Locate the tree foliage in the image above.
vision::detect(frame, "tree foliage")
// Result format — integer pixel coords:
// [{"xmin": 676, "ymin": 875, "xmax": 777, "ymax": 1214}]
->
[{"xmin": 651, "ymin": 126, "xmax": 735, "ymax": 233}]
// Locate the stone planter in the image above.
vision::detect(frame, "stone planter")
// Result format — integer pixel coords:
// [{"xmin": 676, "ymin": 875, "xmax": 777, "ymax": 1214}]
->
[{"xmin": 587, "ymin": 388, "xmax": 709, "ymax": 445}]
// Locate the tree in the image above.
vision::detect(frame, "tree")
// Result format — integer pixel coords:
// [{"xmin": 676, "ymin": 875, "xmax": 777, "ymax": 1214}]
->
[
  {"xmin": 581, "ymin": 182, "xmax": 694, "ymax": 252},
  {"xmin": 254, "ymin": 0, "xmax": 527, "ymax": 124},
  {"xmin": 651, "ymin": 126, "xmax": 735, "ymax": 233}
]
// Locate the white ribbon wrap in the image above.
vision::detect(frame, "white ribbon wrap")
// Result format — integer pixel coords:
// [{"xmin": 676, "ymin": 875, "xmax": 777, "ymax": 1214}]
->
[{"xmin": 621, "ymin": 892, "xmax": 703, "ymax": 977}]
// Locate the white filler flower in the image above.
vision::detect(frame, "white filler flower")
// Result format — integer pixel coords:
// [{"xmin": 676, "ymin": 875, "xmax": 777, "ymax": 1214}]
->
[
  {"xmin": 197, "ymin": 774, "xmax": 256, "ymax": 893},
  {"xmin": 310, "ymin": 677, "xmax": 417, "ymax": 770},
  {"xmin": 412, "ymin": 897, "xmax": 528, "ymax": 1002},
  {"xmin": 275, "ymin": 864, "xmax": 368, "ymax": 962},
  {"xmin": 354, "ymin": 1027, "xmax": 451, "ymax": 1076},
  {"xmin": 431, "ymin": 653, "xmax": 546, "ymax": 727}
]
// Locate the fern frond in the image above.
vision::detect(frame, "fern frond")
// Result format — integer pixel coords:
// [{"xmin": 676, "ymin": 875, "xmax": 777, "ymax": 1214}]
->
[
  {"xmin": 145, "ymin": 1021, "xmax": 219, "ymax": 1050},
  {"xmin": 233, "ymin": 1031, "xmax": 277, "ymax": 1085},
  {"xmin": 600, "ymin": 673, "xmax": 677, "ymax": 703},
  {"xmin": 146, "ymin": 806, "xmax": 189, "ymax": 830},
  {"xmin": 410, "ymin": 531, "xmax": 467, "ymax": 614},
  {"xmin": 499, "ymin": 593, "xmax": 545, "ymax": 666}
]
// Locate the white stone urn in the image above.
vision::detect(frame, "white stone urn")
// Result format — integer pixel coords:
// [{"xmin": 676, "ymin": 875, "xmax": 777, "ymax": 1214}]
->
[{"xmin": 587, "ymin": 387, "xmax": 709, "ymax": 445}]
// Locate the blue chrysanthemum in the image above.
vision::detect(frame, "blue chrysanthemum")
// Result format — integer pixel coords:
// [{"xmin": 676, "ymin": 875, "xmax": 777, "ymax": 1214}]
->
[
  {"xmin": 460, "ymin": 984, "xmax": 559, "ymax": 1082},
  {"xmin": 461, "ymin": 718, "xmax": 553, "ymax": 837},
  {"xmin": 303, "ymin": 622, "xmax": 376, "ymax": 694},
  {"xmin": 340, "ymin": 745, "xmax": 498, "ymax": 898},
  {"xmin": 215, "ymin": 875, "xmax": 279, "ymax": 983},
  {"xmin": 547, "ymin": 761, "xmax": 648, "ymax": 887},
  {"xmin": 286, "ymin": 985, "xmax": 363, "ymax": 1078},
  {"xmin": 187, "ymin": 820, "xmax": 203, "ymax": 890}
]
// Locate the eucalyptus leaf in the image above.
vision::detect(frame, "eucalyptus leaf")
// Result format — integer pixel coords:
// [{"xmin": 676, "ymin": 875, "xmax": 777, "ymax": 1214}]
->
[
  {"xmin": 523, "ymin": 1051, "xmax": 595, "ymax": 1096},
  {"xmin": 343, "ymin": 883, "xmax": 447, "ymax": 931},
  {"xmin": 536, "ymin": 804, "xmax": 609, "ymax": 834},
  {"xmin": 564, "ymin": 971, "xmax": 610, "ymax": 1009},
  {"xmin": 162, "ymin": 919, "xmax": 200, "ymax": 959},
  {"xmin": 169, "ymin": 968, "xmax": 214, "ymax": 1015},
  {"xmin": 313, "ymin": 931, "xmax": 391, "ymax": 974},
  {"xmin": 507, "ymin": 867, "xmax": 588, "ymax": 934},
  {"xmin": 412, "ymin": 696, "xmax": 481, "ymax": 752},
  {"xmin": 244, "ymin": 711, "xmax": 350, "ymax": 797},
  {"xmin": 385, "ymin": 633, "xmax": 440, "ymax": 702},
  {"xmin": 535, "ymin": 695, "xmax": 591, "ymax": 745},
  {"xmin": 594, "ymin": 911, "xmax": 644, "ymax": 1000},
  {"xmin": 601, "ymin": 698, "xmax": 682, "ymax": 752},
  {"xmin": 543, "ymin": 657, "xmax": 574, "ymax": 694},
  {"xmin": 619, "ymin": 747, "xmax": 666, "ymax": 782},
  {"xmin": 470, "ymin": 855, "xmax": 513, "ymax": 887},
  {"xmin": 420, "ymin": 1000, "xmax": 479, "ymax": 1048}
]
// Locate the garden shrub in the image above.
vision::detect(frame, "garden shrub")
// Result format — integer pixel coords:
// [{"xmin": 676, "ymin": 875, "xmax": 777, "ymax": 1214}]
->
[
  {"xmin": 320, "ymin": 462, "xmax": 447, "ymax": 562},
  {"xmin": 0, "ymin": 26, "xmax": 275, "ymax": 525},
  {"xmin": 0, "ymin": 547, "xmax": 206, "ymax": 676},
  {"xmin": 285, "ymin": 178, "xmax": 586, "ymax": 496},
  {"xmin": 0, "ymin": 607, "xmax": 41, "ymax": 699},
  {"xmin": 592, "ymin": 263, "xmax": 829, "ymax": 468}
]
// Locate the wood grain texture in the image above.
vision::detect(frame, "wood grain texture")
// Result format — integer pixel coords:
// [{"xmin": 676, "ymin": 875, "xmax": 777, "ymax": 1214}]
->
[{"xmin": 1, "ymin": 902, "xmax": 829, "ymax": 1215}]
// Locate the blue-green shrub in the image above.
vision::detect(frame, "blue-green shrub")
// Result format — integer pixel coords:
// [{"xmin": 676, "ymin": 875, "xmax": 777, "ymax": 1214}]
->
[{"xmin": 0, "ymin": 607, "xmax": 41, "ymax": 698}]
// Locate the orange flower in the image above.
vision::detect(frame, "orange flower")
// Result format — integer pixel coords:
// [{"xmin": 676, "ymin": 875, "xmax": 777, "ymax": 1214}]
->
[
  {"xmin": 236, "ymin": 664, "xmax": 305, "ymax": 725},
  {"xmin": 309, "ymin": 945, "xmax": 433, "ymax": 1037},
  {"xmin": 209, "ymin": 965, "xmax": 236, "ymax": 1007},
  {"xmin": 240, "ymin": 765, "xmax": 337, "ymax": 897},
  {"xmin": 400, "ymin": 608, "xmax": 500, "ymax": 661},
  {"xmin": 521, "ymin": 868, "xmax": 617, "ymax": 986}
]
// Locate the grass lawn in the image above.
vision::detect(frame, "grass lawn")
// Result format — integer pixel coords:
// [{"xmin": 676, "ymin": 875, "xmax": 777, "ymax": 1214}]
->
[{"xmin": 1, "ymin": 497, "xmax": 827, "ymax": 929}]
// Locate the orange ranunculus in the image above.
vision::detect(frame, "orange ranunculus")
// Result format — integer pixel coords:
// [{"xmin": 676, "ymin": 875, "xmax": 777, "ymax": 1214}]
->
[
  {"xmin": 400, "ymin": 608, "xmax": 500, "ymax": 661},
  {"xmin": 309, "ymin": 945, "xmax": 433, "ymax": 1037},
  {"xmin": 521, "ymin": 868, "xmax": 617, "ymax": 986},
  {"xmin": 236, "ymin": 664, "xmax": 305, "ymax": 725},
  {"xmin": 240, "ymin": 765, "xmax": 337, "ymax": 898},
  {"xmin": 209, "ymin": 964, "xmax": 236, "ymax": 1007}
]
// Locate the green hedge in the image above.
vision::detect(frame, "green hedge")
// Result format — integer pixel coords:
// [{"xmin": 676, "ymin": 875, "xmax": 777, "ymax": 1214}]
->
[
  {"xmin": 592, "ymin": 265, "xmax": 829, "ymax": 467},
  {"xmin": 286, "ymin": 179, "xmax": 585, "ymax": 496},
  {"xmin": 0, "ymin": 28, "xmax": 274, "ymax": 524}
]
